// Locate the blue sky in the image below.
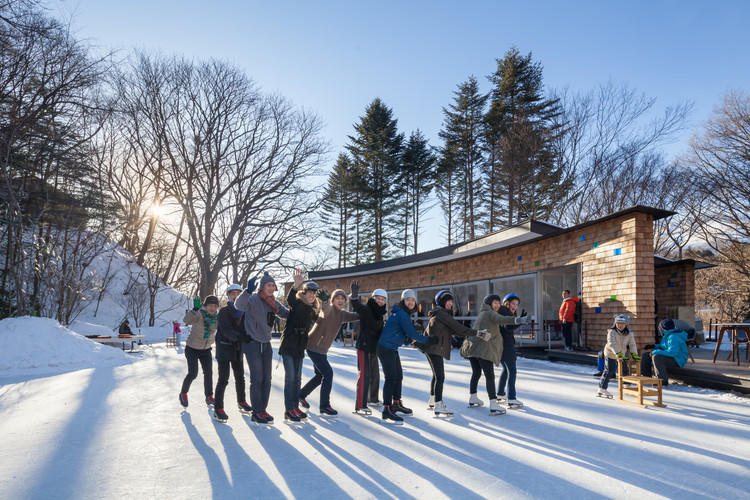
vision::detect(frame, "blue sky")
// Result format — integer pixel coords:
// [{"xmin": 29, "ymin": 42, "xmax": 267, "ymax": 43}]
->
[{"xmin": 60, "ymin": 0, "xmax": 750, "ymax": 250}]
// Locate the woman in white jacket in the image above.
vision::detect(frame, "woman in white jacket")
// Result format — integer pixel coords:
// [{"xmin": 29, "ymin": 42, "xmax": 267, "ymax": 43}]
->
[{"xmin": 597, "ymin": 314, "xmax": 639, "ymax": 398}]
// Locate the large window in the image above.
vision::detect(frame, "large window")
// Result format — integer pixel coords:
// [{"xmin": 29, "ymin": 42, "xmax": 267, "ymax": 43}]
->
[
  {"xmin": 452, "ymin": 281, "xmax": 489, "ymax": 318},
  {"xmin": 490, "ymin": 274, "xmax": 537, "ymax": 345},
  {"xmin": 540, "ymin": 265, "xmax": 581, "ymax": 346}
]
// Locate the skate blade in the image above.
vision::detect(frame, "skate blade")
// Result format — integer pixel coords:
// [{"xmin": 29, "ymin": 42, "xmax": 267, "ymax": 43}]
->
[
  {"xmin": 507, "ymin": 404, "xmax": 524, "ymax": 408},
  {"xmin": 352, "ymin": 410, "xmax": 372, "ymax": 416},
  {"xmin": 489, "ymin": 411, "xmax": 507, "ymax": 416},
  {"xmin": 434, "ymin": 413, "xmax": 454, "ymax": 418},
  {"xmin": 320, "ymin": 414, "xmax": 339, "ymax": 418},
  {"xmin": 213, "ymin": 417, "xmax": 228, "ymax": 423},
  {"xmin": 468, "ymin": 403, "xmax": 484, "ymax": 408},
  {"xmin": 284, "ymin": 420, "xmax": 302, "ymax": 426},
  {"xmin": 379, "ymin": 419, "xmax": 404, "ymax": 425},
  {"xmin": 596, "ymin": 394, "xmax": 613, "ymax": 399}
]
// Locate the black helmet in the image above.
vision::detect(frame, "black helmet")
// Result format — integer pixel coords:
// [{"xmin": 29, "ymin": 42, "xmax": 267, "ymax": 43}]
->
[
  {"xmin": 484, "ymin": 294, "xmax": 502, "ymax": 306},
  {"xmin": 435, "ymin": 289, "xmax": 454, "ymax": 308},
  {"xmin": 303, "ymin": 281, "xmax": 320, "ymax": 292}
]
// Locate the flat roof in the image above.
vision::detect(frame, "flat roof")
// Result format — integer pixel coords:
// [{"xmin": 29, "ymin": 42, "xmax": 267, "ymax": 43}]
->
[{"xmin": 310, "ymin": 205, "xmax": 677, "ymax": 280}]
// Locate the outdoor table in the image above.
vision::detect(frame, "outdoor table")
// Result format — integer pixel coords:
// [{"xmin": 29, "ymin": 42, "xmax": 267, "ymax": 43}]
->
[
  {"xmin": 90, "ymin": 335, "xmax": 145, "ymax": 352},
  {"xmin": 712, "ymin": 324, "xmax": 750, "ymax": 366}
]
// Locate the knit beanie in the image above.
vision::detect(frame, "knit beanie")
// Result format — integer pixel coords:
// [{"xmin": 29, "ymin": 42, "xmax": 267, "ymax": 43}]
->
[
  {"xmin": 401, "ymin": 289, "xmax": 417, "ymax": 301},
  {"xmin": 204, "ymin": 295, "xmax": 220, "ymax": 306},
  {"xmin": 660, "ymin": 319, "xmax": 675, "ymax": 332},
  {"xmin": 614, "ymin": 314, "xmax": 630, "ymax": 325},
  {"xmin": 331, "ymin": 289, "xmax": 347, "ymax": 301},
  {"xmin": 259, "ymin": 272, "xmax": 276, "ymax": 289}
]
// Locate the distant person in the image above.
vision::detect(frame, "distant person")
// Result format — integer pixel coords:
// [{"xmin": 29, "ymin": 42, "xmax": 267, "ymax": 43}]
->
[
  {"xmin": 118, "ymin": 319, "xmax": 133, "ymax": 336},
  {"xmin": 640, "ymin": 319, "xmax": 689, "ymax": 387},
  {"xmin": 212, "ymin": 284, "xmax": 251, "ymax": 423},
  {"xmin": 596, "ymin": 314, "xmax": 639, "ymax": 399},
  {"xmin": 559, "ymin": 289, "xmax": 580, "ymax": 350},
  {"xmin": 172, "ymin": 321, "xmax": 181, "ymax": 346},
  {"xmin": 235, "ymin": 272, "xmax": 290, "ymax": 425},
  {"xmin": 179, "ymin": 295, "xmax": 219, "ymax": 409}
]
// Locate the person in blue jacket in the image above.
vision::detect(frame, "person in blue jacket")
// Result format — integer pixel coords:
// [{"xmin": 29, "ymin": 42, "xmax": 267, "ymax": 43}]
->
[
  {"xmin": 377, "ymin": 289, "xmax": 437, "ymax": 422},
  {"xmin": 640, "ymin": 318, "xmax": 689, "ymax": 386}
]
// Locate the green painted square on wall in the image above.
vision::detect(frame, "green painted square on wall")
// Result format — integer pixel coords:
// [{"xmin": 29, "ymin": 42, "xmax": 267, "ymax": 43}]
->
[
  {"xmin": 610, "ymin": 295, "xmax": 617, "ymax": 301},
  {"xmin": 671, "ymin": 272, "xmax": 678, "ymax": 278},
  {"xmin": 593, "ymin": 242, "xmax": 599, "ymax": 248},
  {"xmin": 535, "ymin": 261, "xmax": 540, "ymax": 266}
]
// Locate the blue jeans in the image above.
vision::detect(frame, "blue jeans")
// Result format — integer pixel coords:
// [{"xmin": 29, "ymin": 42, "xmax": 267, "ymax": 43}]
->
[
  {"xmin": 282, "ymin": 354, "xmax": 303, "ymax": 412},
  {"xmin": 242, "ymin": 340, "xmax": 272, "ymax": 414},
  {"xmin": 300, "ymin": 350, "xmax": 334, "ymax": 409},
  {"xmin": 498, "ymin": 355, "xmax": 517, "ymax": 400}
]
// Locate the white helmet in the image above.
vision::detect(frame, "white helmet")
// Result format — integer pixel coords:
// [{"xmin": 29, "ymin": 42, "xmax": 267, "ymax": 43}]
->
[
  {"xmin": 226, "ymin": 283, "xmax": 243, "ymax": 295},
  {"xmin": 372, "ymin": 288, "xmax": 387, "ymax": 299}
]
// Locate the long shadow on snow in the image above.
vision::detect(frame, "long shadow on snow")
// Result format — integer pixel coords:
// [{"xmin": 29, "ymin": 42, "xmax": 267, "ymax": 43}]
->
[
  {"xmin": 22, "ymin": 366, "xmax": 118, "ymax": 500},
  {"xmin": 181, "ymin": 412, "xmax": 234, "ymax": 496},
  {"xmin": 240, "ymin": 416, "xmax": 351, "ymax": 498}
]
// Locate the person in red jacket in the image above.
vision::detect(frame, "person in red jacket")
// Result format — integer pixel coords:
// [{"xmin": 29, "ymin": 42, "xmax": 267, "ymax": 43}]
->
[{"xmin": 559, "ymin": 289, "xmax": 580, "ymax": 351}]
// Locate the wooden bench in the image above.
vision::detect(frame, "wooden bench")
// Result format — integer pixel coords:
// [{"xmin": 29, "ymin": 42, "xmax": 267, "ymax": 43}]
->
[
  {"xmin": 166, "ymin": 333, "xmax": 177, "ymax": 347},
  {"xmin": 617, "ymin": 357, "xmax": 665, "ymax": 408},
  {"xmin": 90, "ymin": 335, "xmax": 145, "ymax": 352}
]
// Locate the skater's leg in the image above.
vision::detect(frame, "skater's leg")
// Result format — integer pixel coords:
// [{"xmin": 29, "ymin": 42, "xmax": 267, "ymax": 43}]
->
[
  {"xmin": 197, "ymin": 348, "xmax": 213, "ymax": 397},
  {"xmin": 260, "ymin": 342, "xmax": 272, "ymax": 411},
  {"xmin": 392, "ymin": 351, "xmax": 404, "ymax": 402},
  {"xmin": 377, "ymin": 345, "xmax": 398, "ymax": 406},
  {"xmin": 215, "ymin": 360, "xmax": 230, "ymax": 409},
  {"xmin": 367, "ymin": 352, "xmax": 380, "ymax": 403},
  {"xmin": 469, "ymin": 357, "xmax": 482, "ymax": 395},
  {"xmin": 230, "ymin": 356, "xmax": 245, "ymax": 403},
  {"xmin": 181, "ymin": 346, "xmax": 200, "ymax": 394},
  {"xmin": 497, "ymin": 359, "xmax": 509, "ymax": 398},
  {"xmin": 300, "ymin": 348, "xmax": 323, "ymax": 399},
  {"xmin": 292, "ymin": 356, "xmax": 303, "ymax": 408},
  {"xmin": 306, "ymin": 350, "xmax": 333, "ymax": 408},
  {"xmin": 479, "ymin": 358, "xmax": 497, "ymax": 400},
  {"xmin": 599, "ymin": 357, "xmax": 616, "ymax": 390},
  {"xmin": 282, "ymin": 354, "xmax": 297, "ymax": 412},
  {"xmin": 426, "ymin": 353, "xmax": 445, "ymax": 402},
  {"xmin": 244, "ymin": 341, "xmax": 264, "ymax": 413},
  {"xmin": 356, "ymin": 349, "xmax": 370, "ymax": 409},
  {"xmin": 504, "ymin": 356, "xmax": 518, "ymax": 400}
]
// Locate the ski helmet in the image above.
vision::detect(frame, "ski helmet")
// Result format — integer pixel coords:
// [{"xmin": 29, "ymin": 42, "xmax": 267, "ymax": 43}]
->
[
  {"xmin": 303, "ymin": 281, "xmax": 319, "ymax": 292},
  {"xmin": 502, "ymin": 293, "xmax": 520, "ymax": 305},
  {"xmin": 435, "ymin": 289, "xmax": 454, "ymax": 308},
  {"xmin": 225, "ymin": 283, "xmax": 243, "ymax": 295}
]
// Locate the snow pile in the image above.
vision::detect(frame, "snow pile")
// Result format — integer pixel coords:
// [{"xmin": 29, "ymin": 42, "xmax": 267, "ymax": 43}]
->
[{"xmin": 0, "ymin": 317, "xmax": 133, "ymax": 376}]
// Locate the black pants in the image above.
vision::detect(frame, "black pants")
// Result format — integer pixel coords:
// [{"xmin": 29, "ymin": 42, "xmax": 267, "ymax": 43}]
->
[
  {"xmin": 469, "ymin": 357, "xmax": 497, "ymax": 399},
  {"xmin": 426, "ymin": 353, "xmax": 446, "ymax": 402},
  {"xmin": 181, "ymin": 345, "xmax": 213, "ymax": 396},
  {"xmin": 641, "ymin": 352, "xmax": 678, "ymax": 384},
  {"xmin": 214, "ymin": 357, "xmax": 245, "ymax": 410},
  {"xmin": 243, "ymin": 340, "xmax": 272, "ymax": 413},
  {"xmin": 377, "ymin": 344, "xmax": 402, "ymax": 406},
  {"xmin": 561, "ymin": 322, "xmax": 573, "ymax": 348},
  {"xmin": 367, "ymin": 352, "xmax": 380, "ymax": 403}
]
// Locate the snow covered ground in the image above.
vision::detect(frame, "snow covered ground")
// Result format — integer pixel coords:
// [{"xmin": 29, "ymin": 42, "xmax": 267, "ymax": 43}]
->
[{"xmin": 1, "ymin": 317, "xmax": 749, "ymax": 499}]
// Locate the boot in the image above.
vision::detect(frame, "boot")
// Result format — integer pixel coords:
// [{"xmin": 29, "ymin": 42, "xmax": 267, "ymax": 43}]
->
[
  {"xmin": 427, "ymin": 394, "xmax": 435, "ymax": 409},
  {"xmin": 468, "ymin": 393, "xmax": 484, "ymax": 407},
  {"xmin": 381, "ymin": 405, "xmax": 404, "ymax": 422},
  {"xmin": 392, "ymin": 399, "xmax": 412, "ymax": 415}
]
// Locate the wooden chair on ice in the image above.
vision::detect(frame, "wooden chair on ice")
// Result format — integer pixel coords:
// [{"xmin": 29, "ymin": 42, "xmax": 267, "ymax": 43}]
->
[{"xmin": 617, "ymin": 357, "xmax": 665, "ymax": 408}]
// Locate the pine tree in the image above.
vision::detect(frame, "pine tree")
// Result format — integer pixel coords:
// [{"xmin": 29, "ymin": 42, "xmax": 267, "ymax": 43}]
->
[
  {"xmin": 320, "ymin": 154, "xmax": 355, "ymax": 268},
  {"xmin": 484, "ymin": 47, "xmax": 567, "ymax": 229},
  {"xmin": 438, "ymin": 76, "xmax": 488, "ymax": 242},
  {"xmin": 399, "ymin": 130, "xmax": 437, "ymax": 254},
  {"xmin": 346, "ymin": 98, "xmax": 404, "ymax": 262}
]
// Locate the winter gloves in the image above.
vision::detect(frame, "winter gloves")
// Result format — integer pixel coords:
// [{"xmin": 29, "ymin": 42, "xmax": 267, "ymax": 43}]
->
[
  {"xmin": 616, "ymin": 352, "xmax": 627, "ymax": 359},
  {"xmin": 246, "ymin": 277, "xmax": 257, "ymax": 294},
  {"xmin": 192, "ymin": 296, "xmax": 202, "ymax": 311},
  {"xmin": 350, "ymin": 280, "xmax": 360, "ymax": 300},
  {"xmin": 630, "ymin": 353, "xmax": 641, "ymax": 361},
  {"xmin": 317, "ymin": 289, "xmax": 330, "ymax": 302},
  {"xmin": 476, "ymin": 329, "xmax": 491, "ymax": 341},
  {"xmin": 515, "ymin": 315, "xmax": 532, "ymax": 325}
]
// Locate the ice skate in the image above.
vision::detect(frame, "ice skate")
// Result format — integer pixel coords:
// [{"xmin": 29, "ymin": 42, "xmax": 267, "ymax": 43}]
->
[
  {"xmin": 213, "ymin": 408, "xmax": 229, "ymax": 423},
  {"xmin": 597, "ymin": 388, "xmax": 613, "ymax": 399},
  {"xmin": 353, "ymin": 406, "xmax": 372, "ymax": 415},
  {"xmin": 251, "ymin": 412, "xmax": 269, "ymax": 426},
  {"xmin": 380, "ymin": 405, "xmax": 404, "ymax": 425},
  {"xmin": 260, "ymin": 411, "xmax": 275, "ymax": 424},
  {"xmin": 369, "ymin": 400, "xmax": 383, "ymax": 407},
  {"xmin": 489, "ymin": 399, "xmax": 506, "ymax": 415},
  {"xmin": 299, "ymin": 397, "xmax": 310, "ymax": 409},
  {"xmin": 468, "ymin": 393, "xmax": 484, "ymax": 408},
  {"xmin": 238, "ymin": 401, "xmax": 252, "ymax": 414},
  {"xmin": 426, "ymin": 394, "xmax": 435, "ymax": 410},
  {"xmin": 179, "ymin": 393, "xmax": 188, "ymax": 408},
  {"xmin": 497, "ymin": 395, "xmax": 507, "ymax": 404},
  {"xmin": 433, "ymin": 400, "xmax": 453, "ymax": 418},
  {"xmin": 293, "ymin": 408, "xmax": 308, "ymax": 420},
  {"xmin": 391, "ymin": 399, "xmax": 413, "ymax": 415},
  {"xmin": 507, "ymin": 399, "xmax": 524, "ymax": 408},
  {"xmin": 284, "ymin": 411, "xmax": 301, "ymax": 425},
  {"xmin": 319, "ymin": 406, "xmax": 339, "ymax": 418},
  {"xmin": 205, "ymin": 395, "xmax": 215, "ymax": 406}
]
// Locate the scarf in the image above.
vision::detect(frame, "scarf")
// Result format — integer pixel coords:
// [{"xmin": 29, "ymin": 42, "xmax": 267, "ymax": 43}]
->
[
  {"xmin": 399, "ymin": 299, "xmax": 417, "ymax": 316},
  {"xmin": 202, "ymin": 311, "xmax": 217, "ymax": 339},
  {"xmin": 367, "ymin": 298, "xmax": 387, "ymax": 321},
  {"xmin": 260, "ymin": 292, "xmax": 279, "ymax": 314}
]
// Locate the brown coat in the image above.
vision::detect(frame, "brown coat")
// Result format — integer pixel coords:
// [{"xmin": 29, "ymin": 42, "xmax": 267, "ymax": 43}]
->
[
  {"xmin": 306, "ymin": 303, "xmax": 360, "ymax": 355},
  {"xmin": 424, "ymin": 307, "xmax": 477, "ymax": 360}
]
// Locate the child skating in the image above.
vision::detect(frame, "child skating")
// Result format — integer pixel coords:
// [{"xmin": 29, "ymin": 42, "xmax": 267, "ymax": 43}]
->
[
  {"xmin": 179, "ymin": 295, "xmax": 219, "ymax": 409},
  {"xmin": 597, "ymin": 314, "xmax": 639, "ymax": 399}
]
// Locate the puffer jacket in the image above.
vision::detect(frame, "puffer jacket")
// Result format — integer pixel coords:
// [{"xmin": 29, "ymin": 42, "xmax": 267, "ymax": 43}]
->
[
  {"xmin": 215, "ymin": 302, "xmax": 242, "ymax": 362},
  {"xmin": 183, "ymin": 308, "xmax": 217, "ymax": 350},
  {"xmin": 498, "ymin": 305, "xmax": 520, "ymax": 361},
  {"xmin": 379, "ymin": 303, "xmax": 429, "ymax": 350},
  {"xmin": 652, "ymin": 328, "xmax": 689, "ymax": 367},
  {"xmin": 424, "ymin": 306, "xmax": 476, "ymax": 360},
  {"xmin": 278, "ymin": 287, "xmax": 319, "ymax": 359},
  {"xmin": 461, "ymin": 303, "xmax": 519, "ymax": 365},
  {"xmin": 603, "ymin": 325, "xmax": 638, "ymax": 360},
  {"xmin": 351, "ymin": 297, "xmax": 386, "ymax": 354}
]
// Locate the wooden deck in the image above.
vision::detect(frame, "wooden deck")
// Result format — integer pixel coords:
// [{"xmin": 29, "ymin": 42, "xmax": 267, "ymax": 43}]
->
[{"xmin": 543, "ymin": 341, "xmax": 750, "ymax": 395}]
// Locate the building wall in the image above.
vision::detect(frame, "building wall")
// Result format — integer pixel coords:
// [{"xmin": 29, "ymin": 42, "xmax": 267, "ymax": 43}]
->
[
  {"xmin": 313, "ymin": 212, "xmax": 667, "ymax": 350},
  {"xmin": 655, "ymin": 262, "xmax": 695, "ymax": 322}
]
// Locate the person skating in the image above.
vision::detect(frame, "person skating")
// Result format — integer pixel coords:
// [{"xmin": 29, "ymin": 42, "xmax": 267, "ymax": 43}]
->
[
  {"xmin": 377, "ymin": 289, "xmax": 437, "ymax": 423},
  {"xmin": 423, "ymin": 290, "xmax": 490, "ymax": 417},
  {"xmin": 234, "ymin": 272, "xmax": 290, "ymax": 425},
  {"xmin": 212, "ymin": 284, "xmax": 251, "ymax": 423},
  {"xmin": 179, "ymin": 295, "xmax": 219, "ymax": 409},
  {"xmin": 349, "ymin": 281, "xmax": 387, "ymax": 414},
  {"xmin": 298, "ymin": 285, "xmax": 360, "ymax": 417},
  {"xmin": 597, "ymin": 314, "xmax": 639, "ymax": 399},
  {"xmin": 279, "ymin": 269, "xmax": 321, "ymax": 424},
  {"xmin": 461, "ymin": 294, "xmax": 531, "ymax": 415},
  {"xmin": 496, "ymin": 293, "xmax": 530, "ymax": 408},
  {"xmin": 639, "ymin": 319, "xmax": 689, "ymax": 386}
]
